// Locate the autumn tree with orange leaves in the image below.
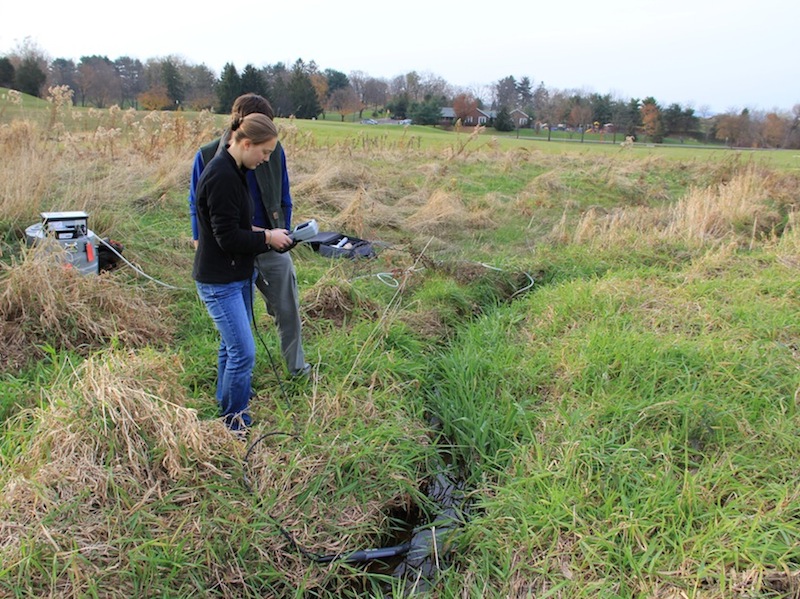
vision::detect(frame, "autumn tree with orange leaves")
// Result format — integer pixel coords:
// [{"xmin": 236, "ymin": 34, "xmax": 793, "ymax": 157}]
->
[
  {"xmin": 453, "ymin": 93, "xmax": 478, "ymax": 123},
  {"xmin": 640, "ymin": 98, "xmax": 664, "ymax": 143},
  {"xmin": 762, "ymin": 113, "xmax": 788, "ymax": 147}
]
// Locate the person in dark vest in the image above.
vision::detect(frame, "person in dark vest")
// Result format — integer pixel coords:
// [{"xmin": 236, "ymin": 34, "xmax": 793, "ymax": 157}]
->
[
  {"xmin": 189, "ymin": 94, "xmax": 311, "ymax": 378},
  {"xmin": 193, "ymin": 113, "xmax": 291, "ymax": 432}
]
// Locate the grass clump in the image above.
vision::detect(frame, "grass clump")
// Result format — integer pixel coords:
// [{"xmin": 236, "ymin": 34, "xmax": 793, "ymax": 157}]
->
[
  {"xmin": 0, "ymin": 243, "xmax": 171, "ymax": 371},
  {"xmin": 562, "ymin": 164, "xmax": 798, "ymax": 252},
  {"xmin": 0, "ymin": 351, "xmax": 239, "ymax": 596},
  {"xmin": 301, "ymin": 269, "xmax": 380, "ymax": 328}
]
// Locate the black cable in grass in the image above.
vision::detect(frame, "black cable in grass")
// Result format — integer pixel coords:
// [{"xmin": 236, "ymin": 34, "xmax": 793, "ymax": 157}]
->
[
  {"xmin": 241, "ymin": 431, "xmax": 329, "ymax": 563},
  {"xmin": 241, "ymin": 430, "xmax": 413, "ymax": 565},
  {"xmin": 248, "ymin": 281, "xmax": 293, "ymax": 414},
  {"xmin": 244, "ymin": 282, "xmax": 413, "ymax": 563},
  {"xmin": 240, "ymin": 245, "xmax": 472, "ymax": 567}
]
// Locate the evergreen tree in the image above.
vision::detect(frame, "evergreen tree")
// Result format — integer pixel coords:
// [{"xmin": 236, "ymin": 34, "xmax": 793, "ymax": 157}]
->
[
  {"xmin": 517, "ymin": 76, "xmax": 533, "ymax": 111},
  {"xmin": 49, "ymin": 58, "xmax": 77, "ymax": 92},
  {"xmin": 288, "ymin": 60, "xmax": 321, "ymax": 119},
  {"xmin": 495, "ymin": 75, "xmax": 517, "ymax": 110},
  {"xmin": 15, "ymin": 57, "xmax": 47, "ymax": 97},
  {"xmin": 216, "ymin": 63, "xmax": 241, "ymax": 114},
  {"xmin": 494, "ymin": 106, "xmax": 515, "ymax": 132},
  {"xmin": 161, "ymin": 58, "xmax": 185, "ymax": 108},
  {"xmin": 324, "ymin": 68, "xmax": 349, "ymax": 94},
  {"xmin": 240, "ymin": 64, "xmax": 267, "ymax": 97},
  {"xmin": 589, "ymin": 93, "xmax": 613, "ymax": 126},
  {"xmin": 386, "ymin": 93, "xmax": 409, "ymax": 119},
  {"xmin": 679, "ymin": 107, "xmax": 700, "ymax": 140},
  {"xmin": 622, "ymin": 98, "xmax": 642, "ymax": 137},
  {"xmin": 0, "ymin": 57, "xmax": 14, "ymax": 88},
  {"xmin": 532, "ymin": 82, "xmax": 549, "ymax": 122},
  {"xmin": 409, "ymin": 96, "xmax": 443, "ymax": 125},
  {"xmin": 662, "ymin": 102, "xmax": 683, "ymax": 137}
]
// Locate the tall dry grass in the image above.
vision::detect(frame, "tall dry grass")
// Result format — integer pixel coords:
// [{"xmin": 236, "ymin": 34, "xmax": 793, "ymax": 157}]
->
[
  {"xmin": 0, "ymin": 242, "xmax": 170, "ymax": 370},
  {"xmin": 0, "ymin": 351, "xmax": 244, "ymax": 595},
  {"xmin": 288, "ymin": 145, "xmax": 503, "ymax": 244},
  {"xmin": 772, "ymin": 210, "xmax": 800, "ymax": 270},
  {"xmin": 290, "ymin": 151, "xmax": 496, "ymax": 239},
  {"xmin": 291, "ymin": 159, "xmax": 374, "ymax": 211},
  {"xmin": 0, "ymin": 346, "xmax": 429, "ymax": 594},
  {"xmin": 406, "ymin": 189, "xmax": 468, "ymax": 233},
  {"xmin": 665, "ymin": 165, "xmax": 781, "ymax": 243},
  {"xmin": 558, "ymin": 165, "xmax": 797, "ymax": 249},
  {"xmin": 331, "ymin": 186, "xmax": 405, "ymax": 236},
  {"xmin": 0, "ymin": 87, "xmax": 217, "ymax": 233}
]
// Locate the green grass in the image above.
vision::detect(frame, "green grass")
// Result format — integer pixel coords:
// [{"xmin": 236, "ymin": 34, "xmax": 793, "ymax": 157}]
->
[
  {"xmin": 2, "ymin": 96, "xmax": 799, "ymax": 597},
  {"xmin": 289, "ymin": 119, "xmax": 800, "ymax": 171},
  {"xmin": 426, "ymin": 249, "xmax": 800, "ymax": 596}
]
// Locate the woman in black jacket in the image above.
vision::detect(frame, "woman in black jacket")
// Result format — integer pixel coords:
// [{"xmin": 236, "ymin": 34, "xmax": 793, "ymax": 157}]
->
[{"xmin": 193, "ymin": 113, "xmax": 292, "ymax": 432}]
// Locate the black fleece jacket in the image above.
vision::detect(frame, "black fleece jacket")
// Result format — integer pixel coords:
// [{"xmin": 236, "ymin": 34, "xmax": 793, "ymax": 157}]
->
[{"xmin": 192, "ymin": 147, "xmax": 271, "ymax": 284}]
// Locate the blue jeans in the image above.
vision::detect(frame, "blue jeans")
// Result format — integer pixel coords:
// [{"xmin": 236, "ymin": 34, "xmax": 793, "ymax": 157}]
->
[{"xmin": 196, "ymin": 271, "xmax": 257, "ymax": 430}]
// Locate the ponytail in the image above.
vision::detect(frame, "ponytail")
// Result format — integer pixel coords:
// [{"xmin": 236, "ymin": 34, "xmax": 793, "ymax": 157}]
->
[{"xmin": 232, "ymin": 113, "xmax": 278, "ymax": 145}]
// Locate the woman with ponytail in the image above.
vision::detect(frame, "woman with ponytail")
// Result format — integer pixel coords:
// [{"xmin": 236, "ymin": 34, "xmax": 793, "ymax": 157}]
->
[
  {"xmin": 188, "ymin": 94, "xmax": 311, "ymax": 379},
  {"xmin": 192, "ymin": 112, "xmax": 290, "ymax": 433}
]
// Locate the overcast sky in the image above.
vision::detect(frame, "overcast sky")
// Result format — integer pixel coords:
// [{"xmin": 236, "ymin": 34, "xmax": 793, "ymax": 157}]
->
[{"xmin": 2, "ymin": 0, "xmax": 797, "ymax": 115}]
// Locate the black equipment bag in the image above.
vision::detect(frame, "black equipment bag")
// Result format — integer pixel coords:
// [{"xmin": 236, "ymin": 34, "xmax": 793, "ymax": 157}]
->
[{"xmin": 306, "ymin": 231, "xmax": 375, "ymax": 259}]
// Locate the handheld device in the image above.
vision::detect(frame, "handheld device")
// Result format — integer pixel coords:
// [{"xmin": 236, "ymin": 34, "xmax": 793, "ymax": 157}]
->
[
  {"xmin": 289, "ymin": 219, "xmax": 319, "ymax": 244},
  {"xmin": 276, "ymin": 219, "xmax": 319, "ymax": 253}
]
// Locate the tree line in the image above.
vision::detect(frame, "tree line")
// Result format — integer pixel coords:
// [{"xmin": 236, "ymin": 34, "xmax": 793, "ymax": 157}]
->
[{"xmin": 2, "ymin": 39, "xmax": 799, "ymax": 149}]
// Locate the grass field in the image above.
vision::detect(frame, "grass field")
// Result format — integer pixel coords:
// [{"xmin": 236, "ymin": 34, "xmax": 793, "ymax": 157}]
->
[{"xmin": 1, "ymin": 89, "xmax": 799, "ymax": 597}]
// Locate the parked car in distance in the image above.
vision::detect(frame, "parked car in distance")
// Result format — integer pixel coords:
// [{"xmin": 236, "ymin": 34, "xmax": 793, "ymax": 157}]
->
[
  {"xmin": 361, "ymin": 119, "xmax": 378, "ymax": 125},
  {"xmin": 399, "ymin": 119, "xmax": 413, "ymax": 125}
]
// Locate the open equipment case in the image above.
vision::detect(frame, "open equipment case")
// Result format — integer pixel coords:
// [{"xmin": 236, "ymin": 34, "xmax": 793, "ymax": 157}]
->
[{"xmin": 305, "ymin": 231, "xmax": 376, "ymax": 259}]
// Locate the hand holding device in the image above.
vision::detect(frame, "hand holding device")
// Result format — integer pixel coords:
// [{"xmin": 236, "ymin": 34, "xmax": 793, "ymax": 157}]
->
[
  {"xmin": 289, "ymin": 219, "xmax": 319, "ymax": 243},
  {"xmin": 277, "ymin": 219, "xmax": 319, "ymax": 253}
]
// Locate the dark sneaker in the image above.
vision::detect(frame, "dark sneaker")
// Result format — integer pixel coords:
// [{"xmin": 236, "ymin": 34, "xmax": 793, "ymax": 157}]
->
[{"xmin": 291, "ymin": 363, "xmax": 312, "ymax": 378}]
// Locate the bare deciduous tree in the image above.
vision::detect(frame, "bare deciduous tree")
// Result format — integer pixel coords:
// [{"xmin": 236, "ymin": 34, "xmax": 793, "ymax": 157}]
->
[
  {"xmin": 327, "ymin": 86, "xmax": 361, "ymax": 122},
  {"xmin": 363, "ymin": 77, "xmax": 388, "ymax": 112},
  {"xmin": 77, "ymin": 56, "xmax": 120, "ymax": 108},
  {"xmin": 762, "ymin": 113, "xmax": 788, "ymax": 148}
]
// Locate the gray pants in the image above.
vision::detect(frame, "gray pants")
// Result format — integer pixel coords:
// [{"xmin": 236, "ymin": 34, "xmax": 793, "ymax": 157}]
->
[{"xmin": 253, "ymin": 250, "xmax": 308, "ymax": 375}]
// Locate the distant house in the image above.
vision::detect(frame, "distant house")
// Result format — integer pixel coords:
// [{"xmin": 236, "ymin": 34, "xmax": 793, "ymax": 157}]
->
[
  {"xmin": 488, "ymin": 108, "xmax": 531, "ymax": 128},
  {"xmin": 441, "ymin": 106, "xmax": 530, "ymax": 128},
  {"xmin": 440, "ymin": 107, "xmax": 457, "ymax": 125},
  {"xmin": 440, "ymin": 106, "xmax": 492, "ymax": 126},
  {"xmin": 441, "ymin": 106, "xmax": 531, "ymax": 129},
  {"xmin": 510, "ymin": 109, "xmax": 530, "ymax": 128}
]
